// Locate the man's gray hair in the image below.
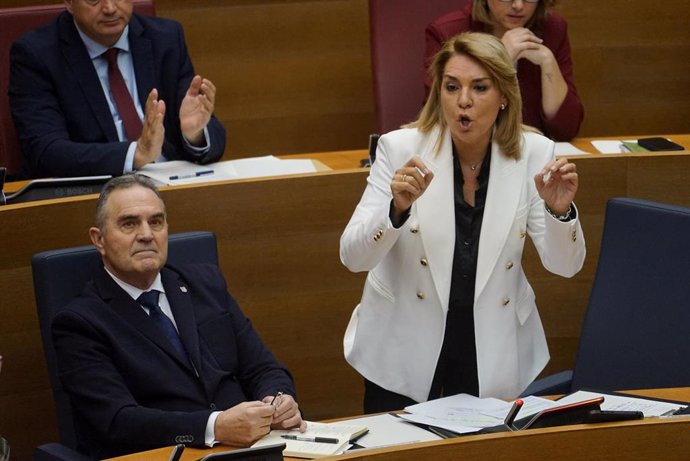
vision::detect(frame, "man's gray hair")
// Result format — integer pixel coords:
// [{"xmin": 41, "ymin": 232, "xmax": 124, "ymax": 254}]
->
[{"xmin": 95, "ymin": 174, "xmax": 165, "ymax": 231}]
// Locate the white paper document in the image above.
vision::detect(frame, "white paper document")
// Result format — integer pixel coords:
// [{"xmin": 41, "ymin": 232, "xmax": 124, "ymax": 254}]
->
[
  {"xmin": 556, "ymin": 390, "xmax": 685, "ymax": 417},
  {"xmin": 333, "ymin": 413, "xmax": 441, "ymax": 449},
  {"xmin": 554, "ymin": 142, "xmax": 590, "ymax": 156},
  {"xmin": 590, "ymin": 140, "xmax": 637, "ymax": 154},
  {"xmin": 399, "ymin": 393, "xmax": 561, "ymax": 434},
  {"xmin": 138, "ymin": 156, "xmax": 317, "ymax": 185}
]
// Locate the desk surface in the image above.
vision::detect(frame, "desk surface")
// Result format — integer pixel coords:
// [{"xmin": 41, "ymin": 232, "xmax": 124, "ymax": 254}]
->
[
  {"xmin": 106, "ymin": 388, "xmax": 690, "ymax": 461},
  {"xmin": 4, "ymin": 134, "xmax": 689, "ymax": 195},
  {"xmin": 282, "ymin": 133, "xmax": 690, "ymax": 170}
]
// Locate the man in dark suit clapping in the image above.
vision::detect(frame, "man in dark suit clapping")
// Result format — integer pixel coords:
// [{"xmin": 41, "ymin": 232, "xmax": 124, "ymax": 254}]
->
[{"xmin": 9, "ymin": 0, "xmax": 226, "ymax": 178}]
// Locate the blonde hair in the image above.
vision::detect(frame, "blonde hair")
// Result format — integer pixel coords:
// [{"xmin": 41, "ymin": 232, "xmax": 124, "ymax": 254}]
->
[
  {"xmin": 408, "ymin": 32, "xmax": 523, "ymax": 159},
  {"xmin": 472, "ymin": 0, "xmax": 557, "ymax": 33}
]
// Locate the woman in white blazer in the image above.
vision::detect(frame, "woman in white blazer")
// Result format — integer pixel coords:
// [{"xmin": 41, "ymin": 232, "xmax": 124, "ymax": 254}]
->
[{"xmin": 341, "ymin": 32, "xmax": 585, "ymax": 412}]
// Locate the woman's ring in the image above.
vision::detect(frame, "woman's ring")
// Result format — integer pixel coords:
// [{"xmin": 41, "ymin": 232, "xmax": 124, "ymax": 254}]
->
[{"xmin": 401, "ymin": 174, "xmax": 407, "ymax": 182}]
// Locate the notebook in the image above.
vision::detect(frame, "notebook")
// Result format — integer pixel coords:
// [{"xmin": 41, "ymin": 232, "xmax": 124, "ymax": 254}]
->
[{"xmin": 251, "ymin": 421, "xmax": 368, "ymax": 459}]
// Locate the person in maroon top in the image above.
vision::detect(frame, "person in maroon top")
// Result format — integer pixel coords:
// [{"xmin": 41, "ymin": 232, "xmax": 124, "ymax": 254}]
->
[{"xmin": 425, "ymin": 0, "xmax": 583, "ymax": 141}]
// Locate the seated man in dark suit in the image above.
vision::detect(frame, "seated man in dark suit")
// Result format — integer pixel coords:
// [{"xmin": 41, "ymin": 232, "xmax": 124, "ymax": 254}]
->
[
  {"xmin": 9, "ymin": 0, "xmax": 226, "ymax": 179},
  {"xmin": 52, "ymin": 175, "xmax": 303, "ymax": 458}
]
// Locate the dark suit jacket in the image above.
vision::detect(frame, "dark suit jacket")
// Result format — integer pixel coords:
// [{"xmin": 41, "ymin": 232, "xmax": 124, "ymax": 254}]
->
[
  {"xmin": 9, "ymin": 12, "xmax": 226, "ymax": 178},
  {"xmin": 52, "ymin": 263, "xmax": 295, "ymax": 459}
]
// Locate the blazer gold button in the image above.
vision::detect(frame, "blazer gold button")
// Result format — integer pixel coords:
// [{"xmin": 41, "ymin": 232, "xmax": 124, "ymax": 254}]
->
[
  {"xmin": 410, "ymin": 227, "xmax": 419, "ymax": 233},
  {"xmin": 519, "ymin": 230, "xmax": 527, "ymax": 239},
  {"xmin": 416, "ymin": 292, "xmax": 425, "ymax": 299},
  {"xmin": 373, "ymin": 229, "xmax": 384, "ymax": 242},
  {"xmin": 502, "ymin": 297, "xmax": 510, "ymax": 306},
  {"xmin": 571, "ymin": 230, "xmax": 577, "ymax": 242},
  {"xmin": 505, "ymin": 261, "xmax": 514, "ymax": 270},
  {"xmin": 420, "ymin": 258, "xmax": 428, "ymax": 266}
]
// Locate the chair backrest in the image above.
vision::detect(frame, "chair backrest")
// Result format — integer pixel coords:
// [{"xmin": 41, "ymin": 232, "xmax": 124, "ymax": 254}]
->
[
  {"xmin": 571, "ymin": 198, "xmax": 690, "ymax": 391},
  {"xmin": 31, "ymin": 231, "xmax": 217, "ymax": 449},
  {"xmin": 368, "ymin": 0, "xmax": 467, "ymax": 134},
  {"xmin": 0, "ymin": 0, "xmax": 155, "ymax": 179}
]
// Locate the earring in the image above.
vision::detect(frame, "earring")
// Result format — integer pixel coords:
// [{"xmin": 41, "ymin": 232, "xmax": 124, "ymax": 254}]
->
[{"xmin": 500, "ymin": 103, "xmax": 506, "ymax": 110}]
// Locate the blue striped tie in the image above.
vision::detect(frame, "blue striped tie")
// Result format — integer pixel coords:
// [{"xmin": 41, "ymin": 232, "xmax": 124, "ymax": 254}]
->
[{"xmin": 137, "ymin": 290, "xmax": 189, "ymax": 361}]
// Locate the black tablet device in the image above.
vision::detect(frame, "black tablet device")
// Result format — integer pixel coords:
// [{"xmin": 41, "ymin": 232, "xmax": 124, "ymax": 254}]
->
[
  {"xmin": 196, "ymin": 442, "xmax": 286, "ymax": 461},
  {"xmin": 637, "ymin": 137, "xmax": 685, "ymax": 152}
]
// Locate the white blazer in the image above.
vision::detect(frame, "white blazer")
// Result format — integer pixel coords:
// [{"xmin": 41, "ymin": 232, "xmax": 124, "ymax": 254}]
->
[{"xmin": 340, "ymin": 127, "xmax": 585, "ymax": 402}]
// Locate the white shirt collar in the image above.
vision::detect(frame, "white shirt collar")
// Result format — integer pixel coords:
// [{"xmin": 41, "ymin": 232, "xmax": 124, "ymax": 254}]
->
[
  {"xmin": 73, "ymin": 21, "xmax": 131, "ymax": 60},
  {"xmin": 104, "ymin": 267, "xmax": 165, "ymax": 301}
]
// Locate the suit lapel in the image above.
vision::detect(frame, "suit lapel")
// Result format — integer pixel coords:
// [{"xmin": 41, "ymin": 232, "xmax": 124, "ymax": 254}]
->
[
  {"xmin": 475, "ymin": 140, "xmax": 524, "ymax": 300},
  {"xmin": 58, "ymin": 13, "xmax": 118, "ymax": 141},
  {"xmin": 94, "ymin": 266, "xmax": 196, "ymax": 372},
  {"xmin": 416, "ymin": 127, "xmax": 455, "ymax": 313},
  {"xmin": 127, "ymin": 15, "xmax": 155, "ymax": 108}
]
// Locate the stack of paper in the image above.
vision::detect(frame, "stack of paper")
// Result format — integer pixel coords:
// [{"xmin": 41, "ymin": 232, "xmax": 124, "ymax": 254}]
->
[
  {"xmin": 399, "ymin": 393, "xmax": 558, "ymax": 434},
  {"xmin": 557, "ymin": 390, "xmax": 685, "ymax": 417}
]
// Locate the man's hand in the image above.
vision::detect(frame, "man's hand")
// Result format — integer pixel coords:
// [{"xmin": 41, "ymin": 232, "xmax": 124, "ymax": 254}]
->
[
  {"xmin": 133, "ymin": 89, "xmax": 165, "ymax": 169},
  {"xmin": 214, "ymin": 401, "xmax": 275, "ymax": 446},
  {"xmin": 262, "ymin": 394, "xmax": 307, "ymax": 431},
  {"xmin": 180, "ymin": 75, "xmax": 216, "ymax": 146}
]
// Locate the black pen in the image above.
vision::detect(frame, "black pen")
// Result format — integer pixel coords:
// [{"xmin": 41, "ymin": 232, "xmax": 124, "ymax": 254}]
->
[
  {"xmin": 281, "ymin": 434, "xmax": 339, "ymax": 444},
  {"xmin": 169, "ymin": 169, "xmax": 214, "ymax": 181},
  {"xmin": 270, "ymin": 391, "xmax": 283, "ymax": 405},
  {"xmin": 504, "ymin": 399, "xmax": 523, "ymax": 430}
]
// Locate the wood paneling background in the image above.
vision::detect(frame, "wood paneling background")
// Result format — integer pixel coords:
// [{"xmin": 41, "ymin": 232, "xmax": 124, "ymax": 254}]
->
[{"xmin": 2, "ymin": 0, "xmax": 688, "ymax": 160}]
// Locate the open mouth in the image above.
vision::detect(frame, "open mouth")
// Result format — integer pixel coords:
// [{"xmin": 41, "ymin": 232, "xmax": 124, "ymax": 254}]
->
[{"xmin": 459, "ymin": 115, "xmax": 472, "ymax": 127}]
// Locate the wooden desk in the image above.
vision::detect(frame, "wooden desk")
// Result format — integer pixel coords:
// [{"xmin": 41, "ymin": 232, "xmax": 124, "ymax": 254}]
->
[
  {"xmin": 107, "ymin": 388, "xmax": 690, "ymax": 461},
  {"xmin": 2, "ymin": 136, "xmax": 690, "ymax": 459},
  {"xmin": 283, "ymin": 134, "xmax": 690, "ymax": 169}
]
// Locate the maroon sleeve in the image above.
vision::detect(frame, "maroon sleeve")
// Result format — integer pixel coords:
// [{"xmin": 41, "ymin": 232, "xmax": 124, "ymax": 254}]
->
[{"xmin": 540, "ymin": 14, "xmax": 584, "ymax": 141}]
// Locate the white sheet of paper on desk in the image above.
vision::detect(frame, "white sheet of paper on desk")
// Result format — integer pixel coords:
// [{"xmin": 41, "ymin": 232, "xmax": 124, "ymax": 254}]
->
[
  {"xmin": 399, "ymin": 393, "xmax": 561, "ymax": 433},
  {"xmin": 136, "ymin": 156, "xmax": 317, "ymax": 186},
  {"xmin": 229, "ymin": 155, "xmax": 316, "ymax": 178},
  {"xmin": 590, "ymin": 140, "xmax": 637, "ymax": 154},
  {"xmin": 554, "ymin": 142, "xmax": 590, "ymax": 156},
  {"xmin": 330, "ymin": 413, "xmax": 441, "ymax": 449},
  {"xmin": 402, "ymin": 393, "xmax": 509, "ymax": 431},
  {"xmin": 137, "ymin": 160, "xmax": 238, "ymax": 185},
  {"xmin": 557, "ymin": 390, "xmax": 684, "ymax": 417}
]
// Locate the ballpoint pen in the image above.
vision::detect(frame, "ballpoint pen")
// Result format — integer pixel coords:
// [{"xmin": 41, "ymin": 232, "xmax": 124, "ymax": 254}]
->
[
  {"xmin": 504, "ymin": 399, "xmax": 523, "ymax": 431},
  {"xmin": 280, "ymin": 434, "xmax": 339, "ymax": 444},
  {"xmin": 169, "ymin": 170, "xmax": 214, "ymax": 181}
]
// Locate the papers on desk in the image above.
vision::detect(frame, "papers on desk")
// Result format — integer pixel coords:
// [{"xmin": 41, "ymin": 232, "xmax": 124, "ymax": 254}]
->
[
  {"xmin": 557, "ymin": 390, "xmax": 686, "ymax": 417},
  {"xmin": 329, "ymin": 413, "xmax": 442, "ymax": 449},
  {"xmin": 399, "ymin": 393, "xmax": 559, "ymax": 434},
  {"xmin": 138, "ymin": 156, "xmax": 317, "ymax": 185},
  {"xmin": 590, "ymin": 140, "xmax": 639, "ymax": 154},
  {"xmin": 251, "ymin": 421, "xmax": 368, "ymax": 459},
  {"xmin": 554, "ymin": 142, "xmax": 590, "ymax": 156}
]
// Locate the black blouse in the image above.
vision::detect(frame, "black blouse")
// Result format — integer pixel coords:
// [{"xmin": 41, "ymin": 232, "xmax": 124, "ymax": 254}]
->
[{"xmin": 429, "ymin": 142, "xmax": 491, "ymax": 399}]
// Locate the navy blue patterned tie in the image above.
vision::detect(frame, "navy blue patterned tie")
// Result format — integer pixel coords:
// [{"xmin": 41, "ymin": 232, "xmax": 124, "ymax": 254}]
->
[{"xmin": 137, "ymin": 290, "xmax": 189, "ymax": 361}]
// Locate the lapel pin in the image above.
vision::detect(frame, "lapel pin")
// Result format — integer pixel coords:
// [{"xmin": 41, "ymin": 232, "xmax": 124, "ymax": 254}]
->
[{"xmin": 179, "ymin": 286, "xmax": 188, "ymax": 293}]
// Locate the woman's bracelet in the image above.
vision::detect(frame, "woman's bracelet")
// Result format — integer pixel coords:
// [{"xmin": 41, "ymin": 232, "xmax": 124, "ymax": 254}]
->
[{"xmin": 545, "ymin": 203, "xmax": 573, "ymax": 222}]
